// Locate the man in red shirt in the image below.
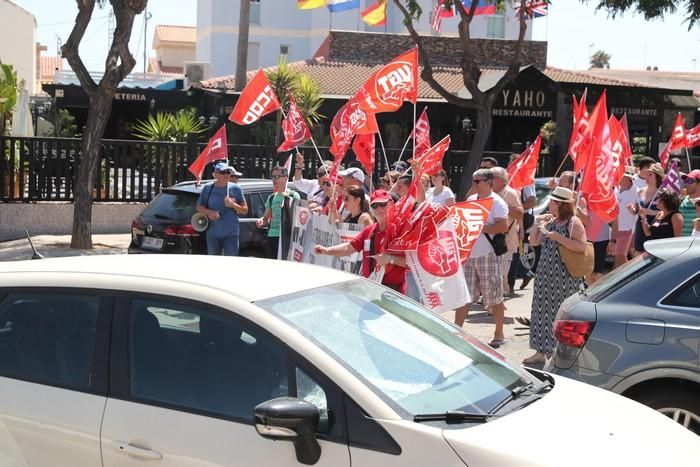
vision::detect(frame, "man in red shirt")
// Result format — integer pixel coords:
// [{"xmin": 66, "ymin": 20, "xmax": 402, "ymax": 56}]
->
[{"xmin": 314, "ymin": 190, "xmax": 407, "ymax": 293}]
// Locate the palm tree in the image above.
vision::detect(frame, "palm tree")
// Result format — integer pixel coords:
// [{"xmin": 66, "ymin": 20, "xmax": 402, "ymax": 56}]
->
[
  {"xmin": 0, "ymin": 62, "xmax": 18, "ymax": 136},
  {"xmin": 590, "ymin": 50, "xmax": 612, "ymax": 69}
]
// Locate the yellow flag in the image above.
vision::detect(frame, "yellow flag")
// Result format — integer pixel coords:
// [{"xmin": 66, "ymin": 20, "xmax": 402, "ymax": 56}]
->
[
  {"xmin": 297, "ymin": 0, "xmax": 326, "ymax": 9},
  {"xmin": 361, "ymin": 0, "xmax": 387, "ymax": 26}
]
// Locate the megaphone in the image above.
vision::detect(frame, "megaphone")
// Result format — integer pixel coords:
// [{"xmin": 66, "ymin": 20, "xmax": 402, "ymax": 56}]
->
[{"xmin": 191, "ymin": 212, "xmax": 209, "ymax": 232}]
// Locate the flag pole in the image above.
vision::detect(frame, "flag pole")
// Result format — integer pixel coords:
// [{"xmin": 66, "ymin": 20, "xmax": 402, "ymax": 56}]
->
[
  {"xmin": 377, "ymin": 131, "xmax": 391, "ymax": 174},
  {"xmin": 412, "ymin": 101, "xmax": 417, "ymax": 161},
  {"xmin": 684, "ymin": 146, "xmax": 693, "ymax": 171},
  {"xmin": 396, "ymin": 133, "xmax": 412, "ymax": 163},
  {"xmin": 553, "ymin": 153, "xmax": 573, "ymax": 178}
]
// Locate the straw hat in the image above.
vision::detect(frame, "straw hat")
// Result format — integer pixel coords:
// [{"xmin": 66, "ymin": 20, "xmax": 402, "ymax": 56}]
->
[
  {"xmin": 550, "ymin": 186, "xmax": 576, "ymax": 204},
  {"xmin": 649, "ymin": 163, "xmax": 665, "ymax": 178}
]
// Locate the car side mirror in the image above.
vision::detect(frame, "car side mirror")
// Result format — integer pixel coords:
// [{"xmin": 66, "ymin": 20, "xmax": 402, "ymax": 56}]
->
[{"xmin": 254, "ymin": 397, "xmax": 321, "ymax": 465}]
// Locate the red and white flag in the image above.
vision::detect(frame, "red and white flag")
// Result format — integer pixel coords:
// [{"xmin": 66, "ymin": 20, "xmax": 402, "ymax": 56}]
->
[
  {"xmin": 412, "ymin": 107, "xmax": 431, "ymax": 157},
  {"xmin": 687, "ymin": 124, "xmax": 700, "ymax": 148},
  {"xmin": 568, "ymin": 89, "xmax": 590, "ymax": 171},
  {"xmin": 507, "ymin": 135, "xmax": 541, "ymax": 190},
  {"xmin": 188, "ymin": 125, "xmax": 228, "ymax": 183},
  {"xmin": 660, "ymin": 113, "xmax": 687, "ymax": 167},
  {"xmin": 406, "ymin": 218, "xmax": 469, "ymax": 313},
  {"xmin": 329, "ymin": 96, "xmax": 379, "ymax": 160},
  {"xmin": 356, "ymin": 48, "xmax": 418, "ymax": 114},
  {"xmin": 352, "ymin": 133, "xmax": 375, "ymax": 175},
  {"xmin": 414, "ymin": 135, "xmax": 450, "ymax": 176},
  {"xmin": 451, "ymin": 198, "xmax": 493, "ymax": 264},
  {"xmin": 228, "ymin": 69, "xmax": 281, "ymax": 125},
  {"xmin": 608, "ymin": 115, "xmax": 632, "ymax": 186},
  {"xmin": 278, "ymin": 95, "xmax": 312, "ymax": 152}
]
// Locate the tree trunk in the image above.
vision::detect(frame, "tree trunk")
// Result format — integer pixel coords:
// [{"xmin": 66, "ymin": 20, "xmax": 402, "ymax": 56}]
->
[
  {"xmin": 70, "ymin": 89, "xmax": 114, "ymax": 249},
  {"xmin": 234, "ymin": 0, "xmax": 251, "ymax": 92},
  {"xmin": 457, "ymin": 105, "xmax": 492, "ymax": 201}
]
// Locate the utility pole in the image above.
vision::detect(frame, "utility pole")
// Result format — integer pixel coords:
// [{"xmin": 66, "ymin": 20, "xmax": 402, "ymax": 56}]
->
[
  {"xmin": 143, "ymin": 5, "xmax": 152, "ymax": 74},
  {"xmin": 235, "ymin": 0, "xmax": 251, "ymax": 91}
]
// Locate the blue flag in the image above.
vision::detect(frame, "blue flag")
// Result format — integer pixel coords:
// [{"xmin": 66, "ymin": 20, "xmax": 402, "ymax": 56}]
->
[{"xmin": 327, "ymin": 0, "xmax": 360, "ymax": 13}]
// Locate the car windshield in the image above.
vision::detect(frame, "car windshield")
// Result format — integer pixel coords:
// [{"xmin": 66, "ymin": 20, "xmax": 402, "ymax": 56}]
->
[
  {"xmin": 257, "ymin": 280, "xmax": 533, "ymax": 417},
  {"xmin": 141, "ymin": 191, "xmax": 199, "ymax": 223},
  {"xmin": 583, "ymin": 253, "xmax": 663, "ymax": 302}
]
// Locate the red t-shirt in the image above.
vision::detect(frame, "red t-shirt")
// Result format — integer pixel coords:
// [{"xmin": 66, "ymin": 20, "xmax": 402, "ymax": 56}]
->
[{"xmin": 349, "ymin": 223, "xmax": 406, "ymax": 293}]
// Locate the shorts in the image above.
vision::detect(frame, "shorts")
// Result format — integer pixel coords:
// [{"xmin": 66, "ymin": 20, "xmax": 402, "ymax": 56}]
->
[
  {"xmin": 593, "ymin": 240, "xmax": 609, "ymax": 274},
  {"xmin": 615, "ymin": 230, "xmax": 633, "ymax": 256},
  {"xmin": 499, "ymin": 252, "xmax": 514, "ymax": 277},
  {"xmin": 464, "ymin": 253, "xmax": 503, "ymax": 307}
]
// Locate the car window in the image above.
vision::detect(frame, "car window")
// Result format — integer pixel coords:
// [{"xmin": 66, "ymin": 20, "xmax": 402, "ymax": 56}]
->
[
  {"xmin": 129, "ymin": 299, "xmax": 289, "ymax": 422},
  {"xmin": 583, "ymin": 253, "xmax": 663, "ymax": 302},
  {"xmin": 246, "ymin": 192, "xmax": 268, "ymax": 218},
  {"xmin": 0, "ymin": 293, "xmax": 99, "ymax": 389},
  {"xmin": 662, "ymin": 273, "xmax": 700, "ymax": 309},
  {"xmin": 142, "ymin": 191, "xmax": 199, "ymax": 223}
]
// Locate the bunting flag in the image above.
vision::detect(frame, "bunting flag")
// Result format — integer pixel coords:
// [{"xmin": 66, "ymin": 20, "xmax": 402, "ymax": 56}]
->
[
  {"xmin": 327, "ymin": 0, "xmax": 360, "ymax": 12},
  {"xmin": 687, "ymin": 124, "xmax": 700, "ymax": 148},
  {"xmin": 297, "ymin": 0, "xmax": 326, "ymax": 9},
  {"xmin": 412, "ymin": 107, "xmax": 431, "ymax": 157},
  {"xmin": 432, "ymin": 0, "xmax": 457, "ymax": 32},
  {"xmin": 228, "ymin": 69, "xmax": 281, "ymax": 125},
  {"xmin": 188, "ymin": 125, "xmax": 228, "ymax": 183},
  {"xmin": 660, "ymin": 160, "xmax": 682, "ymax": 195},
  {"xmin": 451, "ymin": 198, "xmax": 494, "ymax": 264},
  {"xmin": 361, "ymin": 0, "xmax": 387, "ymax": 26},
  {"xmin": 507, "ymin": 135, "xmax": 541, "ymax": 190},
  {"xmin": 461, "ymin": 0, "xmax": 497, "ymax": 16},
  {"xmin": 414, "ymin": 135, "xmax": 451, "ymax": 176},
  {"xmin": 352, "ymin": 133, "xmax": 376, "ymax": 175},
  {"xmin": 277, "ymin": 95, "xmax": 312, "ymax": 152},
  {"xmin": 659, "ymin": 113, "xmax": 688, "ymax": 168},
  {"xmin": 356, "ymin": 48, "xmax": 419, "ymax": 114}
]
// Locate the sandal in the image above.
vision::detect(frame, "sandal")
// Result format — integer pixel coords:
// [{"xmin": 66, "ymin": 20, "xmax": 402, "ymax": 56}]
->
[
  {"xmin": 488, "ymin": 338, "xmax": 506, "ymax": 349},
  {"xmin": 522, "ymin": 354, "xmax": 546, "ymax": 365},
  {"xmin": 515, "ymin": 316, "xmax": 531, "ymax": 327}
]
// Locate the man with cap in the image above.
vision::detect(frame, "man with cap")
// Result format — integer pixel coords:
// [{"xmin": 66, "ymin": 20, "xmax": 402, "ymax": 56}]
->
[
  {"xmin": 338, "ymin": 167, "xmax": 368, "ymax": 194},
  {"xmin": 292, "ymin": 152, "xmax": 331, "ymax": 204},
  {"xmin": 228, "ymin": 166, "xmax": 243, "ymax": 184},
  {"xmin": 679, "ymin": 170, "xmax": 700, "ymax": 236},
  {"xmin": 195, "ymin": 162, "xmax": 248, "ymax": 256}
]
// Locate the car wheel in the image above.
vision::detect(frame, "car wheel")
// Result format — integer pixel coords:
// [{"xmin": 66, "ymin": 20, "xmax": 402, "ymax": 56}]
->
[
  {"xmin": 636, "ymin": 389, "xmax": 700, "ymax": 434},
  {"xmin": 519, "ymin": 242, "xmax": 536, "ymax": 272}
]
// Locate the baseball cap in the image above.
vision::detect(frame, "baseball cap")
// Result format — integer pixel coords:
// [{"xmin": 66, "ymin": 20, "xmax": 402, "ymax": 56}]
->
[
  {"xmin": 229, "ymin": 167, "xmax": 243, "ymax": 177},
  {"xmin": 370, "ymin": 189, "xmax": 393, "ymax": 204},
  {"xmin": 213, "ymin": 162, "xmax": 233, "ymax": 172},
  {"xmin": 681, "ymin": 169, "xmax": 700, "ymax": 181},
  {"xmin": 391, "ymin": 160, "xmax": 408, "ymax": 172},
  {"xmin": 338, "ymin": 167, "xmax": 365, "ymax": 183}
]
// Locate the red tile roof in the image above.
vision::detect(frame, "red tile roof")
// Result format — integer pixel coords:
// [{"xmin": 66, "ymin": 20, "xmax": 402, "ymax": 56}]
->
[
  {"xmin": 40, "ymin": 56, "xmax": 63, "ymax": 81},
  {"xmin": 154, "ymin": 25, "xmax": 196, "ymax": 45},
  {"xmin": 148, "ymin": 57, "xmax": 184, "ymax": 77}
]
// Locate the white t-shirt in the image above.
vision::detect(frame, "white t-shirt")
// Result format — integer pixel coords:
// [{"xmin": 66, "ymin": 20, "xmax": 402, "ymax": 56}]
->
[
  {"xmin": 616, "ymin": 187, "xmax": 638, "ymax": 232},
  {"xmin": 467, "ymin": 192, "xmax": 509, "ymax": 258},
  {"xmin": 632, "ymin": 175, "xmax": 646, "ymax": 192},
  {"xmin": 293, "ymin": 178, "xmax": 325, "ymax": 204},
  {"xmin": 427, "ymin": 186, "xmax": 455, "ymax": 206}
]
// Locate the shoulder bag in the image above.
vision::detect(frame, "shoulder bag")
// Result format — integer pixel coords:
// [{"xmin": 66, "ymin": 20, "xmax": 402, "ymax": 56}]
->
[{"xmin": 558, "ymin": 219, "xmax": 594, "ymax": 278}]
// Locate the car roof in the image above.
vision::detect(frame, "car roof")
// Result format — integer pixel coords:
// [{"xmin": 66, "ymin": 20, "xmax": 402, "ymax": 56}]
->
[
  {"xmin": 644, "ymin": 235, "xmax": 699, "ymax": 261},
  {"xmin": 168, "ymin": 178, "xmax": 276, "ymax": 195},
  {"xmin": 0, "ymin": 255, "xmax": 354, "ymax": 302}
]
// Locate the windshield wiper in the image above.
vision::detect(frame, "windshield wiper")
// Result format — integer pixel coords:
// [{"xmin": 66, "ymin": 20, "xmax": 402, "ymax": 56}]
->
[
  {"xmin": 413, "ymin": 411, "xmax": 492, "ymax": 424},
  {"xmin": 489, "ymin": 380, "xmax": 554, "ymax": 415}
]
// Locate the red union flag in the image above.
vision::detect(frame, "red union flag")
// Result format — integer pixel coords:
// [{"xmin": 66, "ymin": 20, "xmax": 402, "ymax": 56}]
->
[
  {"xmin": 357, "ymin": 48, "xmax": 418, "ymax": 113},
  {"xmin": 188, "ymin": 125, "xmax": 228, "ymax": 182},
  {"xmin": 687, "ymin": 124, "xmax": 700, "ymax": 148},
  {"xmin": 329, "ymin": 97, "xmax": 379, "ymax": 159},
  {"xmin": 414, "ymin": 135, "xmax": 450, "ymax": 176},
  {"xmin": 507, "ymin": 135, "xmax": 541, "ymax": 190},
  {"xmin": 278, "ymin": 95, "xmax": 312, "ymax": 152},
  {"xmin": 608, "ymin": 116, "xmax": 632, "ymax": 186},
  {"xmin": 451, "ymin": 198, "xmax": 493, "ymax": 264},
  {"xmin": 228, "ymin": 69, "xmax": 281, "ymax": 125},
  {"xmin": 406, "ymin": 219, "xmax": 470, "ymax": 313},
  {"xmin": 352, "ymin": 133, "xmax": 375, "ymax": 175},
  {"xmin": 659, "ymin": 114, "xmax": 687, "ymax": 167},
  {"xmin": 412, "ymin": 107, "xmax": 431, "ymax": 157}
]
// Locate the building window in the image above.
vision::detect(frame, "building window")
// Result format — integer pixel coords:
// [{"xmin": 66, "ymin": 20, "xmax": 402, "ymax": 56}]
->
[
  {"xmin": 250, "ymin": 0, "xmax": 261, "ymax": 25},
  {"xmin": 247, "ymin": 42, "xmax": 260, "ymax": 70},
  {"xmin": 486, "ymin": 15, "xmax": 505, "ymax": 39},
  {"xmin": 280, "ymin": 44, "xmax": 290, "ymax": 61}
]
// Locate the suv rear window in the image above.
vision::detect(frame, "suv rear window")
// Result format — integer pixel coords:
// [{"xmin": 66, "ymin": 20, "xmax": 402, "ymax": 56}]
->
[
  {"xmin": 141, "ymin": 191, "xmax": 199, "ymax": 223},
  {"xmin": 582, "ymin": 253, "xmax": 663, "ymax": 302}
]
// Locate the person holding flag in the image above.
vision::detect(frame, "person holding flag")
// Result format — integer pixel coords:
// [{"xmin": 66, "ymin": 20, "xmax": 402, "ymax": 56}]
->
[
  {"xmin": 195, "ymin": 162, "xmax": 248, "ymax": 256},
  {"xmin": 637, "ymin": 189, "xmax": 684, "ymax": 241},
  {"xmin": 257, "ymin": 165, "xmax": 300, "ymax": 259}
]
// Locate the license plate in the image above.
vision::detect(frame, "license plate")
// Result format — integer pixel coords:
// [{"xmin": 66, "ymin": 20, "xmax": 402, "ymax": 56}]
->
[{"xmin": 141, "ymin": 236, "xmax": 164, "ymax": 250}]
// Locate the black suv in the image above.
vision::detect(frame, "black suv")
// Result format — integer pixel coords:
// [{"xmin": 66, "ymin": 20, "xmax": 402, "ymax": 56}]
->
[{"xmin": 128, "ymin": 179, "xmax": 304, "ymax": 257}]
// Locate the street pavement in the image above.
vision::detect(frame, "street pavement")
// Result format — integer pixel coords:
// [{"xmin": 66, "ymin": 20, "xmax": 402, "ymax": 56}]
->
[{"xmin": 0, "ymin": 233, "xmax": 538, "ymax": 366}]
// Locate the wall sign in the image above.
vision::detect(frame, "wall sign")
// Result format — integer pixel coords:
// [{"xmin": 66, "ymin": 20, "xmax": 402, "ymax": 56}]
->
[
  {"xmin": 493, "ymin": 89, "xmax": 554, "ymax": 118},
  {"xmin": 114, "ymin": 93, "xmax": 147, "ymax": 101},
  {"xmin": 610, "ymin": 107, "xmax": 657, "ymax": 117}
]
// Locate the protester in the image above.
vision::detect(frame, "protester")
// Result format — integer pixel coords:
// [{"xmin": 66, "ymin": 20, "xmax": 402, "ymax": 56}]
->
[
  {"xmin": 491, "ymin": 167, "xmax": 524, "ymax": 296},
  {"xmin": 381, "ymin": 170, "xmax": 400, "ymax": 192},
  {"xmin": 516, "ymin": 160, "xmax": 537, "ymax": 289},
  {"xmin": 195, "ymin": 162, "xmax": 248, "ymax": 256},
  {"xmin": 454, "ymin": 168, "xmax": 509, "ymax": 349},
  {"xmin": 314, "ymin": 190, "xmax": 408, "ymax": 293},
  {"xmin": 613, "ymin": 170, "xmax": 638, "ymax": 268},
  {"xmin": 420, "ymin": 173, "xmax": 431, "ymax": 193},
  {"xmin": 631, "ymin": 162, "xmax": 663, "ymax": 255},
  {"xmin": 228, "ymin": 166, "xmax": 243, "ymax": 184},
  {"xmin": 480, "ymin": 157, "xmax": 498, "ymax": 169},
  {"xmin": 395, "ymin": 174, "xmax": 412, "ymax": 198},
  {"xmin": 691, "ymin": 199, "xmax": 700, "ymax": 236},
  {"xmin": 639, "ymin": 189, "xmax": 684, "ymax": 240},
  {"xmin": 524, "ymin": 187, "xmax": 587, "ymax": 365},
  {"xmin": 633, "ymin": 156, "xmax": 656, "ymax": 192},
  {"xmin": 391, "ymin": 160, "xmax": 409, "ymax": 173},
  {"xmin": 679, "ymin": 170, "xmax": 700, "ymax": 235},
  {"xmin": 310, "ymin": 174, "xmax": 341, "ymax": 214},
  {"xmin": 330, "ymin": 185, "xmax": 372, "ymax": 227},
  {"xmin": 338, "ymin": 167, "xmax": 366, "ymax": 192},
  {"xmin": 585, "ymin": 208, "xmax": 614, "ymax": 285},
  {"xmin": 427, "ymin": 170, "xmax": 455, "ymax": 206},
  {"xmin": 257, "ymin": 166, "xmax": 300, "ymax": 259},
  {"xmin": 292, "ymin": 153, "xmax": 330, "ymax": 204}
]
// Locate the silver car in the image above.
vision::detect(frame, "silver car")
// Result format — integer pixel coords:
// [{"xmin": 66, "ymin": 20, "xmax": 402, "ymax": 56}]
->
[{"xmin": 546, "ymin": 236, "xmax": 700, "ymax": 434}]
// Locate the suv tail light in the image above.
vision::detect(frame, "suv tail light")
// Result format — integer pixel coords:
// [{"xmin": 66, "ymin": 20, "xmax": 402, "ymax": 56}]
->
[
  {"xmin": 554, "ymin": 320, "xmax": 594, "ymax": 348},
  {"xmin": 164, "ymin": 224, "xmax": 199, "ymax": 237}
]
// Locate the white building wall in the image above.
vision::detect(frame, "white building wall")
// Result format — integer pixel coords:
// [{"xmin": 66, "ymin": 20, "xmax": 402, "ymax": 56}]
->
[
  {"xmin": 156, "ymin": 45, "xmax": 196, "ymax": 69},
  {"xmin": 0, "ymin": 0, "xmax": 37, "ymax": 95},
  {"xmin": 197, "ymin": 0, "xmax": 534, "ymax": 77}
]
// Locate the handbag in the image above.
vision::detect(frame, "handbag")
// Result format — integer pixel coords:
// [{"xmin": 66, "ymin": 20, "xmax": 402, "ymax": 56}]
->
[
  {"xmin": 558, "ymin": 219, "xmax": 594, "ymax": 278},
  {"xmin": 485, "ymin": 233, "xmax": 508, "ymax": 256}
]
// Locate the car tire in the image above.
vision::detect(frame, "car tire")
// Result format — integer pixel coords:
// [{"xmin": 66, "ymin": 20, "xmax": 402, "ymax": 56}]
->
[{"xmin": 635, "ymin": 388, "xmax": 700, "ymax": 434}]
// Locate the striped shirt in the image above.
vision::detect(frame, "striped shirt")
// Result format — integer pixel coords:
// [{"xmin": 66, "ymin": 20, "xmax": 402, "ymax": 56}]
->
[{"xmin": 679, "ymin": 196, "xmax": 696, "ymax": 236}]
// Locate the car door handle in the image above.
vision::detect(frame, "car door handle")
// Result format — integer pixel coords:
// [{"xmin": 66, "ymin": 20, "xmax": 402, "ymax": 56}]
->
[{"xmin": 111, "ymin": 441, "xmax": 163, "ymax": 460}]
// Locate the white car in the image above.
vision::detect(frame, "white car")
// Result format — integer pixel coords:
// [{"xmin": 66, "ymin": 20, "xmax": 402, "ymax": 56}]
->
[{"xmin": 1, "ymin": 255, "xmax": 698, "ymax": 467}]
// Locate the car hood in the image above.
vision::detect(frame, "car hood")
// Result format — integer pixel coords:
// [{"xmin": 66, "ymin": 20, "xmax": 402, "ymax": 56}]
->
[{"xmin": 443, "ymin": 375, "xmax": 700, "ymax": 467}]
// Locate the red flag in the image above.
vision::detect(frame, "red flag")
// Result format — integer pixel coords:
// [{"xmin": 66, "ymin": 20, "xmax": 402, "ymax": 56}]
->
[
  {"xmin": 451, "ymin": 198, "xmax": 494, "ymax": 264},
  {"xmin": 329, "ymin": 96, "xmax": 379, "ymax": 160},
  {"xmin": 687, "ymin": 124, "xmax": 700, "ymax": 148},
  {"xmin": 579, "ymin": 92, "xmax": 619, "ymax": 223},
  {"xmin": 352, "ymin": 133, "xmax": 375, "ymax": 175},
  {"xmin": 277, "ymin": 95, "xmax": 312, "ymax": 152},
  {"xmin": 568, "ymin": 90, "xmax": 590, "ymax": 170},
  {"xmin": 619, "ymin": 114, "xmax": 633, "ymax": 162},
  {"xmin": 228, "ymin": 69, "xmax": 281, "ymax": 125},
  {"xmin": 412, "ymin": 107, "xmax": 431, "ymax": 157},
  {"xmin": 574, "ymin": 91, "xmax": 608, "ymax": 173},
  {"xmin": 188, "ymin": 125, "xmax": 228, "ymax": 182},
  {"xmin": 414, "ymin": 135, "xmax": 450, "ymax": 176},
  {"xmin": 659, "ymin": 114, "xmax": 687, "ymax": 168},
  {"xmin": 608, "ymin": 116, "xmax": 632, "ymax": 186},
  {"xmin": 507, "ymin": 135, "xmax": 541, "ymax": 190},
  {"xmin": 356, "ymin": 48, "xmax": 419, "ymax": 114}
]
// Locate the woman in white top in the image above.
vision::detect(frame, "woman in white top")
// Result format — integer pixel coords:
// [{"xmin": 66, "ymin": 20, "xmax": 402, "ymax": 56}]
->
[
  {"xmin": 427, "ymin": 170, "xmax": 455, "ymax": 206},
  {"xmin": 692, "ymin": 198, "xmax": 700, "ymax": 236}
]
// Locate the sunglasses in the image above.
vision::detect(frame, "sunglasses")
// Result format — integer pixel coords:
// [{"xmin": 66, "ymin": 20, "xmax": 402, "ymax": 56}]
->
[
  {"xmin": 217, "ymin": 170, "xmax": 232, "ymax": 175},
  {"xmin": 371, "ymin": 202, "xmax": 388, "ymax": 209},
  {"xmin": 271, "ymin": 174, "xmax": 287, "ymax": 180}
]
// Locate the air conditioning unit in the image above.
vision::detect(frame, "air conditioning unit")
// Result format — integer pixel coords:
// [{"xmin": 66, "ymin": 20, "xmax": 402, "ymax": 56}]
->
[{"xmin": 184, "ymin": 62, "xmax": 211, "ymax": 89}]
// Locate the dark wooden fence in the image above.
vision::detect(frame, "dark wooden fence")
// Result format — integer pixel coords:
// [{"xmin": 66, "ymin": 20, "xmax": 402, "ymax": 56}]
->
[{"xmin": 1, "ymin": 135, "xmax": 551, "ymax": 203}]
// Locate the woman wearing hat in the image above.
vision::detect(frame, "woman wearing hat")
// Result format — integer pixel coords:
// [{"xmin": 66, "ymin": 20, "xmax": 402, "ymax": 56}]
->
[
  {"xmin": 630, "ymin": 162, "xmax": 663, "ymax": 256},
  {"xmin": 523, "ymin": 187, "xmax": 587, "ymax": 365}
]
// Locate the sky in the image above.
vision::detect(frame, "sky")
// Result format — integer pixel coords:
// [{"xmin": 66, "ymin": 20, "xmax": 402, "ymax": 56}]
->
[{"xmin": 13, "ymin": 0, "xmax": 700, "ymax": 73}]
